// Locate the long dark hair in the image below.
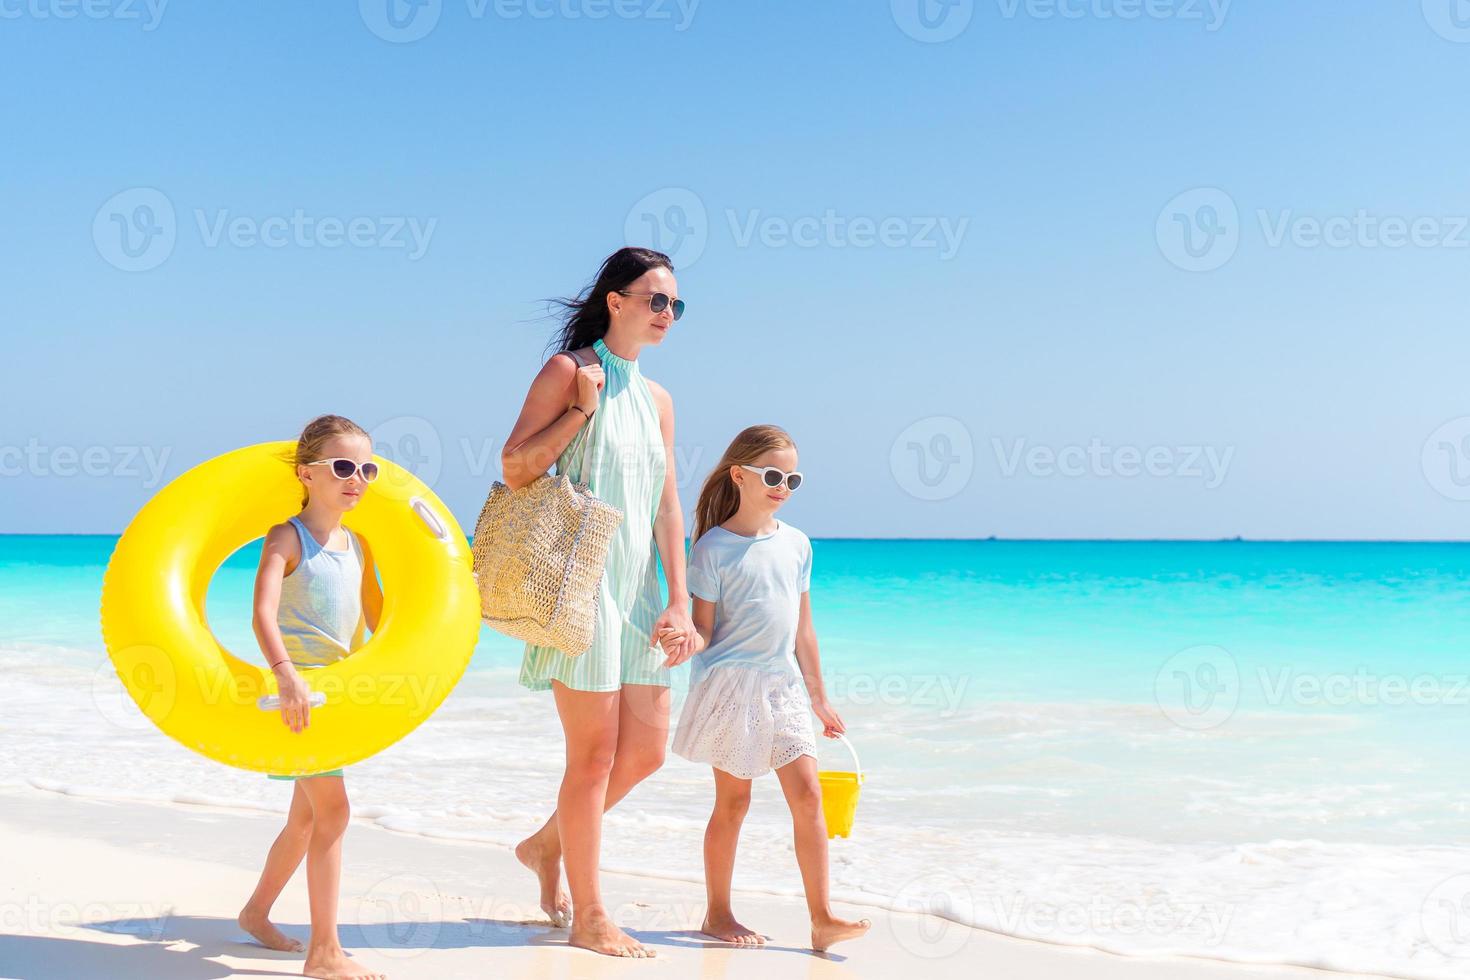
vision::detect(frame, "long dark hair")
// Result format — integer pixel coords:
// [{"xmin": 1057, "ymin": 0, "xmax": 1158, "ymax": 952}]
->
[{"xmin": 546, "ymin": 246, "xmax": 673, "ymax": 356}]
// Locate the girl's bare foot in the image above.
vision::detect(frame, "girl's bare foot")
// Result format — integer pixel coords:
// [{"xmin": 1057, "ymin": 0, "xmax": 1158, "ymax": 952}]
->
[
  {"xmin": 811, "ymin": 915, "xmax": 870, "ymax": 952},
  {"xmin": 569, "ymin": 907, "xmax": 654, "ymax": 958},
  {"xmin": 515, "ymin": 834, "xmax": 571, "ymax": 927},
  {"xmin": 701, "ymin": 912, "xmax": 766, "ymax": 946},
  {"xmin": 238, "ymin": 906, "xmax": 304, "ymax": 952},
  {"xmin": 303, "ymin": 944, "xmax": 385, "ymax": 979}
]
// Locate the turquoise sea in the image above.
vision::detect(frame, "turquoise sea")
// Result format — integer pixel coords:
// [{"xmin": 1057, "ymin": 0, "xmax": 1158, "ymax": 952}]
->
[{"xmin": 4, "ymin": 535, "xmax": 1470, "ymax": 976}]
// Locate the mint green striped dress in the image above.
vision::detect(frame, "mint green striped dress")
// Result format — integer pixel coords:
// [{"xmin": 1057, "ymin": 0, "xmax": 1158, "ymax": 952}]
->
[{"xmin": 519, "ymin": 337, "xmax": 670, "ymax": 693}]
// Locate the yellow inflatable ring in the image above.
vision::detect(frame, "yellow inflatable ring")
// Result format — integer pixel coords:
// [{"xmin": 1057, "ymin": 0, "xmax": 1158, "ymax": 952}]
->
[{"xmin": 100, "ymin": 441, "xmax": 480, "ymax": 776}]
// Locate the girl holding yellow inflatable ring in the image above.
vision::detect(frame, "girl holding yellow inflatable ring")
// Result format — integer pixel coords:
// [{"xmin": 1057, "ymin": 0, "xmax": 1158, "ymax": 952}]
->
[{"xmin": 236, "ymin": 414, "xmax": 388, "ymax": 980}]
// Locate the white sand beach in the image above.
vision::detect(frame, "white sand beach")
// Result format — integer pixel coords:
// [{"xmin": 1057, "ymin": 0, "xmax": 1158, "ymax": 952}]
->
[{"xmin": 0, "ymin": 784, "xmax": 1395, "ymax": 980}]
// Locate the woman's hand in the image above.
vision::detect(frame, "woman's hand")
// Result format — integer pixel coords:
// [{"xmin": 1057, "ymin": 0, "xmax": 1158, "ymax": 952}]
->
[
  {"xmin": 573, "ymin": 361, "xmax": 605, "ymax": 417},
  {"xmin": 655, "ymin": 626, "xmax": 702, "ymax": 667},
  {"xmin": 651, "ymin": 603, "xmax": 697, "ymax": 668},
  {"xmin": 275, "ymin": 664, "xmax": 312, "ymax": 733},
  {"xmin": 813, "ymin": 697, "xmax": 845, "ymax": 738}
]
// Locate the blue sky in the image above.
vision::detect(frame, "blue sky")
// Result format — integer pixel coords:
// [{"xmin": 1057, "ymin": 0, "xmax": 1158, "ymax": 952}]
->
[{"xmin": 3, "ymin": 1, "xmax": 1469, "ymax": 538}]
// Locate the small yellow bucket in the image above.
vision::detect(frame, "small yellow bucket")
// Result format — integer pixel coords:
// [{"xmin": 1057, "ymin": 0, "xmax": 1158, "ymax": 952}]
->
[{"xmin": 818, "ymin": 734, "xmax": 864, "ymax": 840}]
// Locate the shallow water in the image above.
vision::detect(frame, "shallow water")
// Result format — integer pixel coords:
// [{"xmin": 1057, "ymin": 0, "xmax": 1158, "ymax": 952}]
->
[{"xmin": 4, "ymin": 536, "xmax": 1469, "ymax": 977}]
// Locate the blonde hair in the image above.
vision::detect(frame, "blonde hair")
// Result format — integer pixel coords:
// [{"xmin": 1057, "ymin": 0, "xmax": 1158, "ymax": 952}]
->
[
  {"xmin": 291, "ymin": 414, "xmax": 369, "ymax": 507},
  {"xmin": 691, "ymin": 425, "xmax": 797, "ymax": 544}
]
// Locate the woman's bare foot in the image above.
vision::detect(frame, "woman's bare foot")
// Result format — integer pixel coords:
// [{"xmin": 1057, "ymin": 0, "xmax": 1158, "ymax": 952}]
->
[
  {"xmin": 303, "ymin": 944, "xmax": 385, "ymax": 979},
  {"xmin": 569, "ymin": 907, "xmax": 654, "ymax": 958},
  {"xmin": 238, "ymin": 906, "xmax": 304, "ymax": 952},
  {"xmin": 515, "ymin": 834, "xmax": 571, "ymax": 927},
  {"xmin": 811, "ymin": 914, "xmax": 870, "ymax": 952},
  {"xmin": 701, "ymin": 911, "xmax": 766, "ymax": 946}
]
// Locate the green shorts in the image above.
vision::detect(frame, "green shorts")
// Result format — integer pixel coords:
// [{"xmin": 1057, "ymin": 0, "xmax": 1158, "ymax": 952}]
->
[{"xmin": 266, "ymin": 769, "xmax": 344, "ymax": 781}]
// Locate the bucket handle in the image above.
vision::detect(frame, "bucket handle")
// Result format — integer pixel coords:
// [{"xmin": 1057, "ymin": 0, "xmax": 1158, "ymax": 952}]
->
[{"xmin": 831, "ymin": 732, "xmax": 863, "ymax": 780}]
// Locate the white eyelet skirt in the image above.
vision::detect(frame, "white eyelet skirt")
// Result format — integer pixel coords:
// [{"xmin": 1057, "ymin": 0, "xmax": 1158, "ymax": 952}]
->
[{"xmin": 673, "ymin": 664, "xmax": 817, "ymax": 779}]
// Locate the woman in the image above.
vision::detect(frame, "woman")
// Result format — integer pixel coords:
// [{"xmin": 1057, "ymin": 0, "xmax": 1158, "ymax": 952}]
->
[{"xmin": 500, "ymin": 247, "xmax": 697, "ymax": 958}]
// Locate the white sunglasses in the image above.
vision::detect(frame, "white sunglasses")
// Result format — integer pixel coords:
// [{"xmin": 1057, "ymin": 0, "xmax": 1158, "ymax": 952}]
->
[
  {"xmin": 306, "ymin": 458, "xmax": 380, "ymax": 482},
  {"xmin": 741, "ymin": 464, "xmax": 803, "ymax": 492}
]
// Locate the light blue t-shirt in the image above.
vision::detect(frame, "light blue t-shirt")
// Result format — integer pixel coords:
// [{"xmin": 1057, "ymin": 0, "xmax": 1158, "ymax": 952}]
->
[{"xmin": 686, "ymin": 519, "xmax": 813, "ymax": 682}]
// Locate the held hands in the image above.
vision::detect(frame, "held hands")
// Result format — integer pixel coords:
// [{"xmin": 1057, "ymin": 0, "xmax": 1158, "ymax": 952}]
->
[
  {"xmin": 655, "ymin": 626, "xmax": 703, "ymax": 667},
  {"xmin": 274, "ymin": 663, "xmax": 313, "ymax": 733},
  {"xmin": 813, "ymin": 697, "xmax": 846, "ymax": 739},
  {"xmin": 651, "ymin": 603, "xmax": 700, "ymax": 668}
]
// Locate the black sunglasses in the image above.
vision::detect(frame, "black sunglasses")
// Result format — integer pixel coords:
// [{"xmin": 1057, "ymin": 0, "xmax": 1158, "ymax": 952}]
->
[{"xmin": 618, "ymin": 290, "xmax": 686, "ymax": 321}]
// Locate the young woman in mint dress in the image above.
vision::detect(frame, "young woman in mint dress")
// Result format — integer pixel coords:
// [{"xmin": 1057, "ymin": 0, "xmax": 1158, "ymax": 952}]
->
[{"xmin": 499, "ymin": 247, "xmax": 697, "ymax": 958}]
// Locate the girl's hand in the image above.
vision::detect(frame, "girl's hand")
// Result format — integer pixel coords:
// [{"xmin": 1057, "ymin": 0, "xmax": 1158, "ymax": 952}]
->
[
  {"xmin": 813, "ymin": 698, "xmax": 845, "ymax": 738},
  {"xmin": 275, "ymin": 665, "xmax": 312, "ymax": 733},
  {"xmin": 651, "ymin": 603, "xmax": 696, "ymax": 668},
  {"xmin": 573, "ymin": 361, "xmax": 605, "ymax": 417},
  {"xmin": 656, "ymin": 626, "xmax": 700, "ymax": 667}
]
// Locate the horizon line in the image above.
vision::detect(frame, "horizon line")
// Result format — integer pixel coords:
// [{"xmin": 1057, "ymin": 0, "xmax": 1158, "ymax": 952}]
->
[{"xmin": 4, "ymin": 533, "xmax": 1470, "ymax": 545}]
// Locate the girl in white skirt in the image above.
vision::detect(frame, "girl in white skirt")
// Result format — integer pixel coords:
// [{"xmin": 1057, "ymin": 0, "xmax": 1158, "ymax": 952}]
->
[{"xmin": 658, "ymin": 424, "xmax": 870, "ymax": 953}]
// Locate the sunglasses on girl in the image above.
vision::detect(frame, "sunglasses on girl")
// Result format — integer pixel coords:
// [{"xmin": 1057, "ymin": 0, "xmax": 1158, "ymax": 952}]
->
[
  {"xmin": 617, "ymin": 290, "xmax": 686, "ymax": 321},
  {"xmin": 307, "ymin": 458, "xmax": 380, "ymax": 482},
  {"xmin": 741, "ymin": 464, "xmax": 803, "ymax": 492}
]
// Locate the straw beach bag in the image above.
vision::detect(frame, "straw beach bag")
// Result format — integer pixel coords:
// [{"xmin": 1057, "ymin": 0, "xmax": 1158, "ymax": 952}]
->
[{"xmin": 472, "ymin": 350, "xmax": 624, "ymax": 655}]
